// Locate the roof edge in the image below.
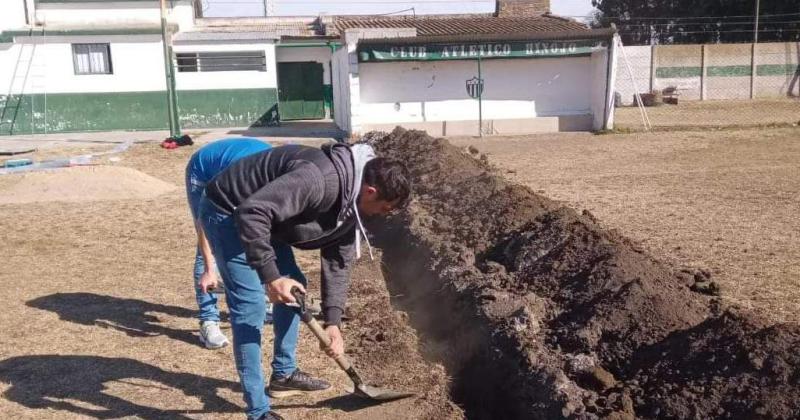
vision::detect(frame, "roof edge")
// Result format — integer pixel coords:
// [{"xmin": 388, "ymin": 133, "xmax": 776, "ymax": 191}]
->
[{"xmin": 357, "ymin": 27, "xmax": 616, "ymax": 45}]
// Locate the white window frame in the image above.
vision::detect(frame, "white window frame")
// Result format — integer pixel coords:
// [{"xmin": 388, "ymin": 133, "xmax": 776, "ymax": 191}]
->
[
  {"xmin": 72, "ymin": 43, "xmax": 113, "ymax": 75},
  {"xmin": 175, "ymin": 51, "xmax": 267, "ymax": 72}
]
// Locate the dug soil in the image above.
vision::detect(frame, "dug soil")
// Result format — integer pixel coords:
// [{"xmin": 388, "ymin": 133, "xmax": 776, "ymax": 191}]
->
[{"xmin": 362, "ymin": 128, "xmax": 800, "ymax": 419}]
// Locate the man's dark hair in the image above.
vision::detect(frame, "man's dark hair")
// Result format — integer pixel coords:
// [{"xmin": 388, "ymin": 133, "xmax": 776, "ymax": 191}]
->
[{"xmin": 363, "ymin": 158, "xmax": 412, "ymax": 208}]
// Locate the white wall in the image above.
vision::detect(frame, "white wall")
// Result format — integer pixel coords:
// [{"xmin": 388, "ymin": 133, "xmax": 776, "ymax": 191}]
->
[
  {"xmin": 590, "ymin": 47, "xmax": 611, "ymax": 130},
  {"xmin": 615, "ymin": 45, "xmax": 651, "ymax": 106},
  {"xmin": 2, "ymin": 35, "xmax": 167, "ymax": 95},
  {"xmin": 357, "ymin": 56, "xmax": 593, "ymax": 125},
  {"xmin": 331, "ymin": 45, "xmax": 351, "ymax": 131},
  {"xmin": 172, "ymin": 42, "xmax": 277, "ymax": 90},
  {"xmin": 0, "ymin": 0, "xmax": 29, "ymax": 31},
  {"xmin": 276, "ymin": 46, "xmax": 333, "ymax": 84},
  {"xmin": 35, "ymin": 0, "xmax": 195, "ymax": 29}
]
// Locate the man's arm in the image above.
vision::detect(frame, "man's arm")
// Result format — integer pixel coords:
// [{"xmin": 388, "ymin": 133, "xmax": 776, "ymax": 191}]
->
[
  {"xmin": 318, "ymin": 233, "xmax": 356, "ymax": 357},
  {"xmin": 195, "ymin": 220, "xmax": 218, "ymax": 293},
  {"xmin": 319, "ymin": 232, "xmax": 356, "ymax": 327}
]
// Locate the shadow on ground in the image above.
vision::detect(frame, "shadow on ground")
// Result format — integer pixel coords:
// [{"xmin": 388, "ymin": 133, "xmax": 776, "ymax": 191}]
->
[
  {"xmin": 0, "ymin": 355, "xmax": 240, "ymax": 419},
  {"xmin": 27, "ymin": 293, "xmax": 213, "ymax": 346},
  {"xmin": 272, "ymin": 393, "xmax": 390, "ymax": 413}
]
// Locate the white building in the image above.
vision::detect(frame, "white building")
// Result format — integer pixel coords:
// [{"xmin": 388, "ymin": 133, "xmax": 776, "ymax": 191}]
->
[{"xmin": 0, "ymin": 0, "xmax": 617, "ymax": 136}]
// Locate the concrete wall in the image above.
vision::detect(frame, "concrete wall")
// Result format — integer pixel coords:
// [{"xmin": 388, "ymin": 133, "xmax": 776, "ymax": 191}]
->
[
  {"xmin": 173, "ymin": 42, "xmax": 278, "ymax": 91},
  {"xmin": 331, "ymin": 45, "xmax": 352, "ymax": 132},
  {"xmin": 357, "ymin": 56, "xmax": 594, "ymax": 133},
  {"xmin": 1, "ymin": 35, "xmax": 166, "ymax": 95},
  {"xmin": 0, "ymin": 0, "xmax": 29, "ymax": 31},
  {"xmin": 654, "ymin": 44, "xmax": 702, "ymax": 100},
  {"xmin": 705, "ymin": 43, "xmax": 752, "ymax": 100},
  {"xmin": 35, "ymin": 0, "xmax": 195, "ymax": 29},
  {"xmin": 615, "ymin": 45, "xmax": 650, "ymax": 106},
  {"xmin": 0, "ymin": 36, "xmax": 279, "ymax": 134},
  {"xmin": 617, "ymin": 41, "xmax": 800, "ymax": 102},
  {"xmin": 755, "ymin": 42, "xmax": 800, "ymax": 98}
]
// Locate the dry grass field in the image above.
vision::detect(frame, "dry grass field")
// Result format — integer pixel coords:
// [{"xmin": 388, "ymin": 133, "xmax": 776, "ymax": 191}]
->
[
  {"xmin": 0, "ymin": 140, "xmax": 432, "ymax": 419},
  {"xmin": 1, "ymin": 124, "xmax": 798, "ymax": 418}
]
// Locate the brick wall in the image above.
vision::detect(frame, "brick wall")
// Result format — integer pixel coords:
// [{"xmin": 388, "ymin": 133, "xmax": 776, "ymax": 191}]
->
[{"xmin": 495, "ymin": 0, "xmax": 550, "ymax": 17}]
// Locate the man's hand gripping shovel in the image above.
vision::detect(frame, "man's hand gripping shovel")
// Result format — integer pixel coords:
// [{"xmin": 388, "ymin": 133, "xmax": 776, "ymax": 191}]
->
[{"xmin": 290, "ymin": 287, "xmax": 414, "ymax": 402}]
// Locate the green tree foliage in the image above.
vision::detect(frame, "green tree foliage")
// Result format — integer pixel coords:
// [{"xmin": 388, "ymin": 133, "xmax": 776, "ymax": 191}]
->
[{"xmin": 591, "ymin": 0, "xmax": 800, "ymax": 45}]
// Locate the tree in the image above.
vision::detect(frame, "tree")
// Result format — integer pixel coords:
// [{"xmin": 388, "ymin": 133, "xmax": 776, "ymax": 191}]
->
[{"xmin": 591, "ymin": 0, "xmax": 800, "ymax": 45}]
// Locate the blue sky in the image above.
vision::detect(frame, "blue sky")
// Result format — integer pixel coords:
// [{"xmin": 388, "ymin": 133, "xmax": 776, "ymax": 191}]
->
[{"xmin": 201, "ymin": 0, "xmax": 596, "ymax": 20}]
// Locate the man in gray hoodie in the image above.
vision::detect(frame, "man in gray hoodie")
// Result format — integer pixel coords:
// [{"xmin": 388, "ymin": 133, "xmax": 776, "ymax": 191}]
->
[{"xmin": 198, "ymin": 142, "xmax": 410, "ymax": 420}]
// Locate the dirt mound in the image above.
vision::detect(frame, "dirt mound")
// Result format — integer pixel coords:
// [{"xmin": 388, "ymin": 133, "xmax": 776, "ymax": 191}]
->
[
  {"xmin": 0, "ymin": 166, "xmax": 177, "ymax": 204},
  {"xmin": 368, "ymin": 128, "xmax": 800, "ymax": 419}
]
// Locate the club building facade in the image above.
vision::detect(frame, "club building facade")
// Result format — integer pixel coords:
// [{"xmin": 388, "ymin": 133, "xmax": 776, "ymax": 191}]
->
[{"xmin": 0, "ymin": 0, "xmax": 617, "ymax": 136}]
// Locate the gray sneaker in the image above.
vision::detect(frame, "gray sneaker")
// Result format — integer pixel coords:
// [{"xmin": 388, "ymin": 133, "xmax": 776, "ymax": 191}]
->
[
  {"xmin": 199, "ymin": 321, "xmax": 229, "ymax": 349},
  {"xmin": 268, "ymin": 369, "xmax": 331, "ymax": 398}
]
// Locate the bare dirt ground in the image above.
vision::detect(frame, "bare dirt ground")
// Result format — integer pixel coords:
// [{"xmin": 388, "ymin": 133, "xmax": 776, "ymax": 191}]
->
[
  {"xmin": 2, "ymin": 125, "xmax": 798, "ymax": 419},
  {"xmin": 0, "ymin": 142, "xmax": 456, "ymax": 419},
  {"xmin": 615, "ymin": 98, "xmax": 800, "ymax": 130},
  {"xmin": 450, "ymin": 127, "xmax": 800, "ymax": 324}
]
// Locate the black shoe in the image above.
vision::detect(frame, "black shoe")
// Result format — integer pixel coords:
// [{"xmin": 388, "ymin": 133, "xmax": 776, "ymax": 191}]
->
[
  {"xmin": 257, "ymin": 411, "xmax": 284, "ymax": 420},
  {"xmin": 268, "ymin": 369, "xmax": 331, "ymax": 398}
]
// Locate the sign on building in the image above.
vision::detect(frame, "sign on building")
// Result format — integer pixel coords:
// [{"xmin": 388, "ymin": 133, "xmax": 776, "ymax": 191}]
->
[{"xmin": 358, "ymin": 40, "xmax": 600, "ymax": 62}]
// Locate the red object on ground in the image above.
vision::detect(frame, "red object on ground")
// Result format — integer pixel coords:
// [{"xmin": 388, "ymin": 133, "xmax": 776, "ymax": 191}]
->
[{"xmin": 160, "ymin": 140, "xmax": 178, "ymax": 149}]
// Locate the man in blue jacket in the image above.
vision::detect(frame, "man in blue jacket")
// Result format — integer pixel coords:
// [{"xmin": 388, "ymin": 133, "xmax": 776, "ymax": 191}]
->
[
  {"xmin": 185, "ymin": 137, "xmax": 273, "ymax": 349},
  {"xmin": 198, "ymin": 142, "xmax": 411, "ymax": 420}
]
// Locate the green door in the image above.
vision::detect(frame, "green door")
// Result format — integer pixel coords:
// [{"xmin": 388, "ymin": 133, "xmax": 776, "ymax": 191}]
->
[{"xmin": 278, "ymin": 62, "xmax": 325, "ymax": 120}]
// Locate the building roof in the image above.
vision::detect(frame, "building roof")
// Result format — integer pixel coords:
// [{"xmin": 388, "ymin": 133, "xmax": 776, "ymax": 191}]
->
[
  {"xmin": 188, "ymin": 14, "xmax": 593, "ymax": 42},
  {"xmin": 173, "ymin": 31, "xmax": 280, "ymax": 42},
  {"xmin": 357, "ymin": 27, "xmax": 616, "ymax": 46},
  {"xmin": 330, "ymin": 14, "xmax": 589, "ymax": 37},
  {"xmin": 191, "ymin": 17, "xmax": 327, "ymax": 39}
]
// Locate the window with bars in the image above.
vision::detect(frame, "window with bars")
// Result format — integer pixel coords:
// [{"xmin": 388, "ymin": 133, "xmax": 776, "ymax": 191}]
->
[
  {"xmin": 72, "ymin": 43, "xmax": 113, "ymax": 75},
  {"xmin": 175, "ymin": 51, "xmax": 267, "ymax": 72}
]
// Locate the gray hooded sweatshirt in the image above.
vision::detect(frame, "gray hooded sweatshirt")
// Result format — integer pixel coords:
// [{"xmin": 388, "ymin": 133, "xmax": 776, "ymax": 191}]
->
[{"xmin": 205, "ymin": 143, "xmax": 374, "ymax": 325}]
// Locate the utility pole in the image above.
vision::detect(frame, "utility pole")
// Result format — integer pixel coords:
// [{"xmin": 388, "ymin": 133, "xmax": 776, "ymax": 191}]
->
[
  {"xmin": 753, "ymin": 0, "xmax": 760, "ymax": 44},
  {"xmin": 750, "ymin": 0, "xmax": 760, "ymax": 99},
  {"xmin": 160, "ymin": 0, "xmax": 181, "ymax": 137}
]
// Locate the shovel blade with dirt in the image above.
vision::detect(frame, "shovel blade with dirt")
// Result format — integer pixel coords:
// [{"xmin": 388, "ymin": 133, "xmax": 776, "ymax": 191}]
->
[{"xmin": 291, "ymin": 288, "xmax": 414, "ymax": 402}]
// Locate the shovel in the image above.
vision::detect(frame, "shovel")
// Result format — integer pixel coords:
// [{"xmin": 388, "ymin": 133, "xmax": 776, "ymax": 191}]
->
[{"xmin": 290, "ymin": 287, "xmax": 414, "ymax": 402}]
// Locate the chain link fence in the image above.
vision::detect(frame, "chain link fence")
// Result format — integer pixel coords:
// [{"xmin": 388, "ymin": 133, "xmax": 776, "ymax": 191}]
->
[{"xmin": 614, "ymin": 41, "xmax": 800, "ymax": 130}]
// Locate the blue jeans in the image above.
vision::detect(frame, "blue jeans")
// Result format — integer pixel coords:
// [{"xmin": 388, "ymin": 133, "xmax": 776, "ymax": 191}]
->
[
  {"xmin": 187, "ymin": 169, "xmax": 274, "ymax": 324},
  {"xmin": 198, "ymin": 196, "xmax": 308, "ymax": 419},
  {"xmin": 186, "ymin": 168, "xmax": 221, "ymax": 323}
]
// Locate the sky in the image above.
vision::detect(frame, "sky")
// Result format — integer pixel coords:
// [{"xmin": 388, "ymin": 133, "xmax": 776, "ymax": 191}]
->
[{"xmin": 202, "ymin": 0, "xmax": 597, "ymax": 21}]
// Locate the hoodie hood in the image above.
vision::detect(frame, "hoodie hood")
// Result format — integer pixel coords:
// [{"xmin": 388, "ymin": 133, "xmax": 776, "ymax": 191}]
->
[
  {"xmin": 350, "ymin": 143, "xmax": 376, "ymax": 259},
  {"xmin": 318, "ymin": 143, "xmax": 375, "ymax": 259}
]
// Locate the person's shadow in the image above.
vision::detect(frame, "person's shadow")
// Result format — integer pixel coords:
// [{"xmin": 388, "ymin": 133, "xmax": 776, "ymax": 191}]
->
[
  {"xmin": 27, "ymin": 293, "xmax": 206, "ymax": 346},
  {"xmin": 0, "ymin": 355, "xmax": 240, "ymax": 418}
]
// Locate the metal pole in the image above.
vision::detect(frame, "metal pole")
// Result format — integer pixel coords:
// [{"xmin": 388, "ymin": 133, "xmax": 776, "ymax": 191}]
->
[
  {"xmin": 477, "ymin": 56, "xmax": 483, "ymax": 137},
  {"xmin": 753, "ymin": 0, "xmax": 760, "ymax": 44},
  {"xmin": 750, "ymin": 0, "xmax": 760, "ymax": 99},
  {"xmin": 160, "ymin": 0, "xmax": 180, "ymax": 136}
]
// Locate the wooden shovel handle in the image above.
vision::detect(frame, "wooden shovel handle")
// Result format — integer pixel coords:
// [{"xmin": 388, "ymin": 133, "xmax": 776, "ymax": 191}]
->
[{"xmin": 290, "ymin": 287, "xmax": 353, "ymax": 373}]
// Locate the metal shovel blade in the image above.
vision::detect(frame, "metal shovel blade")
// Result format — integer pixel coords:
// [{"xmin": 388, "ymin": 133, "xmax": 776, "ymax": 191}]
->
[{"xmin": 351, "ymin": 383, "xmax": 415, "ymax": 401}]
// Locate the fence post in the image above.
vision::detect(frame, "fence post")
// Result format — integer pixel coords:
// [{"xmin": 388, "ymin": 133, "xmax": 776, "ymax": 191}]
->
[
  {"xmin": 649, "ymin": 44, "xmax": 656, "ymax": 93},
  {"xmin": 700, "ymin": 44, "xmax": 707, "ymax": 100},
  {"xmin": 750, "ymin": 43, "xmax": 757, "ymax": 99}
]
